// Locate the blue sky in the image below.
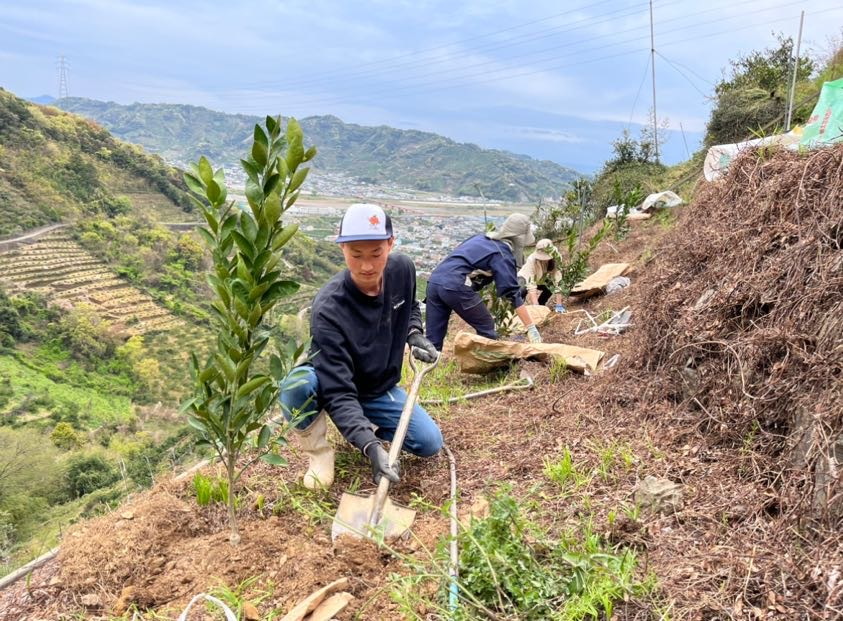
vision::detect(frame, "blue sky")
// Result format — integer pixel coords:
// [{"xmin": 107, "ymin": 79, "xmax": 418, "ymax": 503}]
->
[{"xmin": 1, "ymin": 0, "xmax": 841, "ymax": 173}]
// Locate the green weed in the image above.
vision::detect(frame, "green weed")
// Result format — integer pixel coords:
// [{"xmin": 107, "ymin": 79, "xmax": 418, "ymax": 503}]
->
[
  {"xmin": 192, "ymin": 473, "xmax": 228, "ymax": 506},
  {"xmin": 621, "ymin": 501, "xmax": 642, "ymax": 522},
  {"xmin": 590, "ymin": 439, "xmax": 637, "ymax": 482},
  {"xmin": 543, "ymin": 448, "xmax": 590, "ymax": 492},
  {"xmin": 407, "ymin": 357, "xmax": 520, "ymax": 409},
  {"xmin": 548, "ymin": 357, "xmax": 568, "ymax": 383},
  {"xmin": 390, "ymin": 486, "xmax": 653, "ymax": 620},
  {"xmin": 332, "ymin": 447, "xmax": 363, "ymax": 494},
  {"xmin": 610, "ymin": 181, "xmax": 644, "ymax": 241},
  {"xmin": 272, "ymin": 481, "xmax": 333, "ymax": 527},
  {"xmin": 650, "ymin": 209, "xmax": 676, "ymax": 228},
  {"xmin": 208, "ymin": 574, "xmax": 274, "ymax": 620}
]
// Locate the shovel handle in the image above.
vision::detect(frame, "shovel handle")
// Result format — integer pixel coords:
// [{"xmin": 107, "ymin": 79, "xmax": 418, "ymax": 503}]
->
[{"xmin": 368, "ymin": 353, "xmax": 440, "ymax": 528}]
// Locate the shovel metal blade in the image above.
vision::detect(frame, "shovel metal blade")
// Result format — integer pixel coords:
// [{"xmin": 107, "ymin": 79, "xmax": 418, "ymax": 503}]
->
[{"xmin": 331, "ymin": 492, "xmax": 416, "ymax": 542}]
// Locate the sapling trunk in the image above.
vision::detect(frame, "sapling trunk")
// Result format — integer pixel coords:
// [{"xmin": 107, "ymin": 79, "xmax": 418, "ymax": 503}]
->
[{"xmin": 226, "ymin": 455, "xmax": 240, "ymax": 545}]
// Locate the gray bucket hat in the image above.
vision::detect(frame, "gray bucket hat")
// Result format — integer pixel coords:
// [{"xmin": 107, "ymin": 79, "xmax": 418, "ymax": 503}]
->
[{"xmin": 486, "ymin": 213, "xmax": 535, "ymax": 266}]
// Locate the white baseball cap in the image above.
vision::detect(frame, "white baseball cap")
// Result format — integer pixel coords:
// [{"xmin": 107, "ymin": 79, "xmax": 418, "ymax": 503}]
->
[{"xmin": 335, "ymin": 203, "xmax": 393, "ymax": 243}]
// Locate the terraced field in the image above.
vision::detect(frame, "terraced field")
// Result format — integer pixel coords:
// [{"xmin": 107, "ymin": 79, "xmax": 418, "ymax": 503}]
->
[
  {"xmin": 0, "ymin": 229, "xmax": 178, "ymax": 336},
  {"xmin": 144, "ymin": 323, "xmax": 213, "ymax": 402}
]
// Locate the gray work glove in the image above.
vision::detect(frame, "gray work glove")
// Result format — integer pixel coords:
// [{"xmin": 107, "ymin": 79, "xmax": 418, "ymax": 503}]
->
[
  {"xmin": 407, "ymin": 331, "xmax": 438, "ymax": 363},
  {"xmin": 526, "ymin": 324, "xmax": 542, "ymax": 344},
  {"xmin": 363, "ymin": 441, "xmax": 400, "ymax": 485}
]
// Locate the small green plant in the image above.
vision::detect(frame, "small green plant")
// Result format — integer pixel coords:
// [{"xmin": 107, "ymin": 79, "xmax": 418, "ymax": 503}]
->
[
  {"xmin": 610, "ymin": 180, "xmax": 644, "ymax": 241},
  {"xmin": 742, "ymin": 419, "xmax": 760, "ymax": 453},
  {"xmin": 548, "ymin": 356, "xmax": 568, "ymax": 383},
  {"xmin": 454, "ymin": 487, "xmax": 647, "ymax": 619},
  {"xmin": 208, "ymin": 574, "xmax": 274, "ymax": 621},
  {"xmin": 192, "ymin": 472, "xmax": 228, "ymax": 506},
  {"xmin": 557, "ymin": 219, "xmax": 610, "ymax": 297},
  {"xmin": 589, "ymin": 440, "xmax": 637, "ymax": 482},
  {"xmin": 272, "ymin": 481, "xmax": 334, "ymax": 528},
  {"xmin": 543, "ymin": 448, "xmax": 589, "ymax": 492},
  {"xmin": 621, "ymin": 501, "xmax": 642, "ymax": 522},
  {"xmin": 596, "ymin": 444, "xmax": 617, "ymax": 482},
  {"xmin": 650, "ymin": 209, "xmax": 676, "ymax": 228},
  {"xmin": 479, "ymin": 283, "xmax": 518, "ymax": 336},
  {"xmin": 181, "ymin": 116, "xmax": 316, "ymax": 544},
  {"xmin": 748, "ymin": 124, "xmax": 785, "ymax": 160}
]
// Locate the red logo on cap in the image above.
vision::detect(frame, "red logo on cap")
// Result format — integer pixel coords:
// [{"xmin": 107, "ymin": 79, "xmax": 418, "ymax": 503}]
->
[{"xmin": 369, "ymin": 214, "xmax": 380, "ymax": 228}]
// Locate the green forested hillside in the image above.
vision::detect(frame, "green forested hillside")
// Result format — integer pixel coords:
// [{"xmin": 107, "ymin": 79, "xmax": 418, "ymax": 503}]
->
[
  {"xmin": 0, "ymin": 88, "xmax": 342, "ymax": 575},
  {"xmin": 55, "ymin": 98, "xmax": 580, "ymax": 201},
  {"xmin": 0, "ymin": 89, "xmax": 193, "ymax": 237}
]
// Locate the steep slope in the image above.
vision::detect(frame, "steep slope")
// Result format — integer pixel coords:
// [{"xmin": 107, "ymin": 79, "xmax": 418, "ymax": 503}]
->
[
  {"xmin": 3, "ymin": 145, "xmax": 839, "ymax": 619},
  {"xmin": 0, "ymin": 228, "xmax": 177, "ymax": 335},
  {"xmin": 55, "ymin": 98, "xmax": 580, "ymax": 201},
  {"xmin": 0, "ymin": 88, "xmax": 192, "ymax": 237}
]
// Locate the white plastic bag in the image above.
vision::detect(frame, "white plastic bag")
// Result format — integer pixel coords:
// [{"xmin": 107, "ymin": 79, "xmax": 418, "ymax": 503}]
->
[{"xmin": 604, "ymin": 276, "xmax": 630, "ymax": 295}]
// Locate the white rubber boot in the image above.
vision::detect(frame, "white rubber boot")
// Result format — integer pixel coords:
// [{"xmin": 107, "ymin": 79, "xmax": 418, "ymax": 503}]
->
[{"xmin": 293, "ymin": 411, "xmax": 335, "ymax": 489}]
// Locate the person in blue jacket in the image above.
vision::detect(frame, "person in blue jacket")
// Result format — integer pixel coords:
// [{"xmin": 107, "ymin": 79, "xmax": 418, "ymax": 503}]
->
[
  {"xmin": 278, "ymin": 203, "xmax": 442, "ymax": 490},
  {"xmin": 425, "ymin": 213, "xmax": 543, "ymax": 350}
]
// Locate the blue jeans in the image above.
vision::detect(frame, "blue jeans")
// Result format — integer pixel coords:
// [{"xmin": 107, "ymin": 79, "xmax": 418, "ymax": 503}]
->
[
  {"xmin": 279, "ymin": 366, "xmax": 443, "ymax": 457},
  {"xmin": 425, "ymin": 281, "xmax": 497, "ymax": 350}
]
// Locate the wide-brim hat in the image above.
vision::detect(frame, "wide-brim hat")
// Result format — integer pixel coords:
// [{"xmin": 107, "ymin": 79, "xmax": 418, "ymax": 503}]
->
[
  {"xmin": 335, "ymin": 203, "xmax": 393, "ymax": 243},
  {"xmin": 487, "ymin": 213, "xmax": 535, "ymax": 246},
  {"xmin": 533, "ymin": 238, "xmax": 554, "ymax": 261}
]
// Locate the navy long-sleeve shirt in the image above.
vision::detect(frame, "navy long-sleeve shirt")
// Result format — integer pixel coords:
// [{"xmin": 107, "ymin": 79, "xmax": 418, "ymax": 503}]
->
[
  {"xmin": 427, "ymin": 234, "xmax": 524, "ymax": 307},
  {"xmin": 309, "ymin": 253, "xmax": 422, "ymax": 451}
]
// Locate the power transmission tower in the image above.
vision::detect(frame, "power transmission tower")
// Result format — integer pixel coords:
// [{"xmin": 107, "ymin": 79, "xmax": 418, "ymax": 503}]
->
[
  {"xmin": 649, "ymin": 0, "xmax": 659, "ymax": 164},
  {"xmin": 57, "ymin": 55, "xmax": 70, "ymax": 99}
]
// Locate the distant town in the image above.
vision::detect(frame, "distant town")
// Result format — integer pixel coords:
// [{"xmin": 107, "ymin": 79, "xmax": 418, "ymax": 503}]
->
[
  {"xmin": 220, "ymin": 166, "xmax": 508, "ymax": 206},
  {"xmin": 221, "ymin": 165, "xmax": 522, "ymax": 277},
  {"xmin": 285, "ymin": 204, "xmax": 505, "ymax": 277}
]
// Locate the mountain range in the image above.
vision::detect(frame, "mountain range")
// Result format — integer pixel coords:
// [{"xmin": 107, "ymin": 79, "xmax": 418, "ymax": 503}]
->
[{"xmin": 54, "ymin": 98, "xmax": 581, "ymax": 202}]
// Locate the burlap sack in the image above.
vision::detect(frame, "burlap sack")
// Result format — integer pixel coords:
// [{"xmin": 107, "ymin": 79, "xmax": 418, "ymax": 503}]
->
[
  {"xmin": 571, "ymin": 263, "xmax": 630, "ymax": 296},
  {"xmin": 453, "ymin": 332, "xmax": 604, "ymax": 375},
  {"xmin": 511, "ymin": 304, "xmax": 552, "ymax": 332}
]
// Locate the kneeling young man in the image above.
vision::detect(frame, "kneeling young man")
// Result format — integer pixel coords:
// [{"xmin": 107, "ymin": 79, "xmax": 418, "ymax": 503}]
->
[{"xmin": 280, "ymin": 203, "xmax": 441, "ymax": 489}]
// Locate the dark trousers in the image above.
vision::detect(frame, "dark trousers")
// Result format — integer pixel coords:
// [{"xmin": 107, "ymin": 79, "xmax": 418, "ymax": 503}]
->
[
  {"xmin": 522, "ymin": 285, "xmax": 553, "ymax": 306},
  {"xmin": 425, "ymin": 281, "xmax": 497, "ymax": 350}
]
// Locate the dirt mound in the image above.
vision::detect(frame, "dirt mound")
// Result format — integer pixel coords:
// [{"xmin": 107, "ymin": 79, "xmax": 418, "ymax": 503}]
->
[
  {"xmin": 632, "ymin": 144, "xmax": 843, "ymax": 614},
  {"xmin": 47, "ymin": 467, "xmax": 413, "ymax": 617},
  {"xmin": 58, "ymin": 486, "xmax": 208, "ymax": 601},
  {"xmin": 640, "ymin": 144, "xmax": 842, "ymax": 518}
]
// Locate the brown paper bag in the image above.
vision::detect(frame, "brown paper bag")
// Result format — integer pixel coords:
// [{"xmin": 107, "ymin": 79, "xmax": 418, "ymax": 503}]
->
[{"xmin": 453, "ymin": 332, "xmax": 604, "ymax": 375}]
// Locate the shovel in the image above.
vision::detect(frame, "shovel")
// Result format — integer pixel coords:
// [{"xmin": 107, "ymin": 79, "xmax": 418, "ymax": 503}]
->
[{"xmin": 331, "ymin": 352, "xmax": 440, "ymax": 542}]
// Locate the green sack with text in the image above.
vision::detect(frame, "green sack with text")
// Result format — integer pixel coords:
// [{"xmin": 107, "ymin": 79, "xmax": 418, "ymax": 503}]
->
[{"xmin": 800, "ymin": 78, "xmax": 843, "ymax": 148}]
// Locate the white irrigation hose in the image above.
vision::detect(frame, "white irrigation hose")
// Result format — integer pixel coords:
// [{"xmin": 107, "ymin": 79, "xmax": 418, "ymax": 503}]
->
[
  {"xmin": 177, "ymin": 593, "xmax": 237, "ymax": 621},
  {"xmin": 430, "ymin": 373, "xmax": 536, "ymax": 612},
  {"xmin": 444, "ymin": 445, "xmax": 459, "ymax": 613},
  {"xmin": 421, "ymin": 371, "xmax": 534, "ymax": 405}
]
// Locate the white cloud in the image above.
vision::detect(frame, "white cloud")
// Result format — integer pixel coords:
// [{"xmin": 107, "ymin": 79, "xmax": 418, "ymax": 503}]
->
[
  {"xmin": 505, "ymin": 126, "xmax": 586, "ymax": 143},
  {"xmin": 3, "ymin": 0, "xmax": 841, "ymax": 168}
]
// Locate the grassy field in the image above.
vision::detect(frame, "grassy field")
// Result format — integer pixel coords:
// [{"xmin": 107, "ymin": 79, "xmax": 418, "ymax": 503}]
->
[{"xmin": 0, "ymin": 355, "xmax": 134, "ymax": 428}]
